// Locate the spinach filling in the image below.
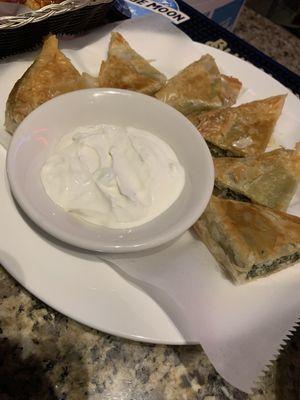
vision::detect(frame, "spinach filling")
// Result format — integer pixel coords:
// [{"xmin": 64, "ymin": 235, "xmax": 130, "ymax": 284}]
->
[
  {"xmin": 207, "ymin": 142, "xmax": 239, "ymax": 158},
  {"xmin": 214, "ymin": 185, "xmax": 252, "ymax": 203},
  {"xmin": 246, "ymin": 252, "xmax": 300, "ymax": 280}
]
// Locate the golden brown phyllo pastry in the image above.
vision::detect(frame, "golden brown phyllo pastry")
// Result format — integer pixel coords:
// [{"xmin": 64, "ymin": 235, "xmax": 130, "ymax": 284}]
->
[
  {"xmin": 214, "ymin": 147, "xmax": 300, "ymax": 210},
  {"xmin": 220, "ymin": 74, "xmax": 242, "ymax": 107},
  {"xmin": 194, "ymin": 196, "xmax": 300, "ymax": 284},
  {"xmin": 155, "ymin": 54, "xmax": 242, "ymax": 114},
  {"xmin": 5, "ymin": 35, "xmax": 82, "ymax": 134},
  {"xmin": 188, "ymin": 95, "xmax": 286, "ymax": 157},
  {"xmin": 98, "ymin": 32, "xmax": 166, "ymax": 95}
]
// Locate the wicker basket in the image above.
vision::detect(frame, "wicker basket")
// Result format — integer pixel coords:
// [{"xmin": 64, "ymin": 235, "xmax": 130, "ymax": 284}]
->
[{"xmin": 0, "ymin": 0, "xmax": 129, "ymax": 58}]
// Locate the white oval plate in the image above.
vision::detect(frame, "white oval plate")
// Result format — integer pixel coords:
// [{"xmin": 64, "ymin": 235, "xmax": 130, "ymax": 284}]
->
[{"xmin": 0, "ymin": 16, "xmax": 300, "ymax": 345}]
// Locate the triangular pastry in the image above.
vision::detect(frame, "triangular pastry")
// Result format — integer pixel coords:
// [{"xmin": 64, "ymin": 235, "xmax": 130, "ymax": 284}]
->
[
  {"xmin": 193, "ymin": 196, "xmax": 300, "ymax": 283},
  {"xmin": 98, "ymin": 32, "xmax": 166, "ymax": 95},
  {"xmin": 188, "ymin": 95, "xmax": 286, "ymax": 157},
  {"xmin": 155, "ymin": 54, "xmax": 241, "ymax": 114},
  {"xmin": 214, "ymin": 147, "xmax": 300, "ymax": 210},
  {"xmin": 5, "ymin": 35, "xmax": 81, "ymax": 133}
]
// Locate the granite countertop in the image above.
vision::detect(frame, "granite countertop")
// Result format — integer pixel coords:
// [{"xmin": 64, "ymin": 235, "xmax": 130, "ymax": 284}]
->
[
  {"xmin": 1, "ymin": 6, "xmax": 300, "ymax": 400},
  {"xmin": 234, "ymin": 6, "xmax": 300, "ymax": 76}
]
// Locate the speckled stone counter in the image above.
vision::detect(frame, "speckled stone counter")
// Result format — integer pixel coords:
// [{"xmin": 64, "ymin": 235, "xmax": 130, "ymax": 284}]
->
[
  {"xmin": 1, "ymin": 7, "xmax": 300, "ymax": 400},
  {"xmin": 234, "ymin": 6, "xmax": 300, "ymax": 76},
  {"xmin": 0, "ymin": 267, "xmax": 278, "ymax": 400}
]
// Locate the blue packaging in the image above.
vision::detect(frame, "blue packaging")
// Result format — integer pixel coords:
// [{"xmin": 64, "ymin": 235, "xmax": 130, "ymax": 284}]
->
[{"xmin": 127, "ymin": 0, "xmax": 245, "ymax": 31}]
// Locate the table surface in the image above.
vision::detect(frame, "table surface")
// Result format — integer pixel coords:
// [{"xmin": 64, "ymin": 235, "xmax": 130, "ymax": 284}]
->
[
  {"xmin": 235, "ymin": 6, "xmax": 300, "ymax": 76},
  {"xmin": 1, "ymin": 6, "xmax": 300, "ymax": 400}
]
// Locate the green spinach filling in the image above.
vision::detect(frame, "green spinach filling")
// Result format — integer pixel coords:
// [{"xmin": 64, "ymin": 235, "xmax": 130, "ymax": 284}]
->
[
  {"xmin": 246, "ymin": 252, "xmax": 300, "ymax": 280},
  {"xmin": 207, "ymin": 142, "xmax": 239, "ymax": 158},
  {"xmin": 214, "ymin": 185, "xmax": 251, "ymax": 203}
]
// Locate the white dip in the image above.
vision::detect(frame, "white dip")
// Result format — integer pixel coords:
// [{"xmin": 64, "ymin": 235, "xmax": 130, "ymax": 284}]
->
[{"xmin": 41, "ymin": 124, "xmax": 185, "ymax": 229}]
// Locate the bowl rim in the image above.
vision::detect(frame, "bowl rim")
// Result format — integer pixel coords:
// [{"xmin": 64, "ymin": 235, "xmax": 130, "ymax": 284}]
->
[{"xmin": 6, "ymin": 88, "xmax": 214, "ymax": 253}]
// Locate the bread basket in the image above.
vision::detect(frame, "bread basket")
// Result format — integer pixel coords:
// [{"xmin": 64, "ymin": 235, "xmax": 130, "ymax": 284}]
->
[{"xmin": 0, "ymin": 0, "xmax": 129, "ymax": 58}]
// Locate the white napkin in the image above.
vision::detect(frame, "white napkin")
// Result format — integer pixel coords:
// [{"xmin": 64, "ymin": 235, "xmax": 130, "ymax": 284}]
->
[{"xmin": 1, "ymin": 15, "xmax": 300, "ymax": 394}]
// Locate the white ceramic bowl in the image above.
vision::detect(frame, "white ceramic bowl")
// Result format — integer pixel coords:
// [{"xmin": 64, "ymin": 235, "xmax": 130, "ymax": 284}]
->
[{"xmin": 6, "ymin": 89, "xmax": 214, "ymax": 252}]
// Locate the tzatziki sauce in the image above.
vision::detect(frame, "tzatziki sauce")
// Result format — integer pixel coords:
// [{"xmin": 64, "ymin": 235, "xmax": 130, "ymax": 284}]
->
[{"xmin": 41, "ymin": 124, "xmax": 185, "ymax": 229}]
